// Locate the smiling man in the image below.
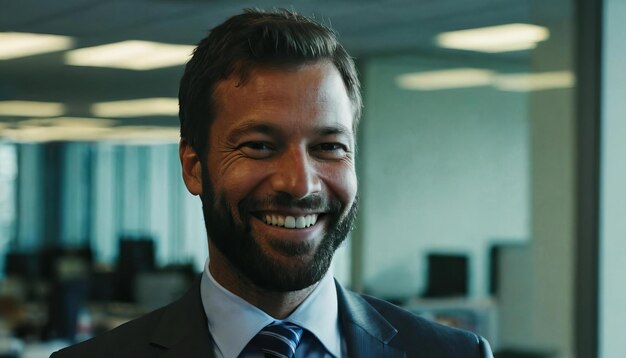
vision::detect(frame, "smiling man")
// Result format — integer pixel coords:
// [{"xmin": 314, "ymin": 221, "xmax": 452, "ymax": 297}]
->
[
  {"xmin": 52, "ymin": 9, "xmax": 492, "ymax": 358},
  {"xmin": 191, "ymin": 62, "xmax": 358, "ymax": 304}
]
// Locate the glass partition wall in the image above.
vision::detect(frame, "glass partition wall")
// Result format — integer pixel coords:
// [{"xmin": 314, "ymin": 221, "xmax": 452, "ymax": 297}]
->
[
  {"xmin": 600, "ymin": 0, "xmax": 626, "ymax": 357},
  {"xmin": 355, "ymin": 54, "xmax": 532, "ymax": 349}
]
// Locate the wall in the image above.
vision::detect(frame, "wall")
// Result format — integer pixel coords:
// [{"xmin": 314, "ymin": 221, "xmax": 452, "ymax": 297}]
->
[
  {"xmin": 600, "ymin": 0, "xmax": 626, "ymax": 356},
  {"xmin": 358, "ymin": 56, "xmax": 530, "ymax": 300},
  {"xmin": 527, "ymin": 5, "xmax": 575, "ymax": 356}
]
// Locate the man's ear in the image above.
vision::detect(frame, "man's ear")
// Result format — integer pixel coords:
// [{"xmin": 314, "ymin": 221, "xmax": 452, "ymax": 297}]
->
[{"xmin": 179, "ymin": 139, "xmax": 203, "ymax": 196}]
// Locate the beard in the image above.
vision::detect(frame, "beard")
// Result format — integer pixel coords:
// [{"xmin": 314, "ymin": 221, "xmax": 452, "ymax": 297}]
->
[{"xmin": 200, "ymin": 166, "xmax": 358, "ymax": 292}]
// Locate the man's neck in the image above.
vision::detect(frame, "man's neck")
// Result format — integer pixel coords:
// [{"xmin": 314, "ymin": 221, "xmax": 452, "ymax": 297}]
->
[{"xmin": 208, "ymin": 248, "xmax": 319, "ymax": 319}]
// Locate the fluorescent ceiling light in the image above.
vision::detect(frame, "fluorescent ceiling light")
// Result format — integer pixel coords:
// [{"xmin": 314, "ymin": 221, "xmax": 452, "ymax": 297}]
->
[
  {"xmin": 2, "ymin": 126, "xmax": 113, "ymax": 142},
  {"xmin": 1, "ymin": 121, "xmax": 179, "ymax": 143},
  {"xmin": 18, "ymin": 117, "xmax": 116, "ymax": 128},
  {"xmin": 91, "ymin": 98, "xmax": 178, "ymax": 117},
  {"xmin": 494, "ymin": 71, "xmax": 575, "ymax": 91},
  {"xmin": 103, "ymin": 126, "xmax": 180, "ymax": 142},
  {"xmin": 0, "ymin": 101, "xmax": 66, "ymax": 117},
  {"xmin": 2, "ymin": 116, "xmax": 115, "ymax": 141},
  {"xmin": 0, "ymin": 32, "xmax": 74, "ymax": 60},
  {"xmin": 397, "ymin": 69, "xmax": 574, "ymax": 92},
  {"xmin": 396, "ymin": 68, "xmax": 495, "ymax": 90},
  {"xmin": 65, "ymin": 40, "xmax": 195, "ymax": 70},
  {"xmin": 436, "ymin": 23, "xmax": 549, "ymax": 53}
]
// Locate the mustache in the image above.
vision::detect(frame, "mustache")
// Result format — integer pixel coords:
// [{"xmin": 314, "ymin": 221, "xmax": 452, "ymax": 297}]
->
[{"xmin": 238, "ymin": 192, "xmax": 342, "ymax": 214}]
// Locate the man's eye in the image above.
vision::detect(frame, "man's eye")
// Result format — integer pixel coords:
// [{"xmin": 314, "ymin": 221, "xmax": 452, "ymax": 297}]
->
[
  {"xmin": 313, "ymin": 143, "xmax": 349, "ymax": 159},
  {"xmin": 243, "ymin": 142, "xmax": 272, "ymax": 151},
  {"xmin": 318, "ymin": 143, "xmax": 346, "ymax": 151},
  {"xmin": 239, "ymin": 141, "xmax": 275, "ymax": 159}
]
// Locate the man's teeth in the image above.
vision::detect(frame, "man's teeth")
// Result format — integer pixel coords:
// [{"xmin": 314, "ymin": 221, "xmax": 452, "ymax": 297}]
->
[{"xmin": 262, "ymin": 214, "xmax": 318, "ymax": 229}]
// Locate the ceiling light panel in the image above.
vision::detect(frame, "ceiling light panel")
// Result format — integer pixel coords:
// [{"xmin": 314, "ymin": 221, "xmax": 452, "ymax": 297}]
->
[
  {"xmin": 1, "ymin": 125, "xmax": 180, "ymax": 143},
  {"xmin": 103, "ymin": 126, "xmax": 180, "ymax": 142},
  {"xmin": 0, "ymin": 32, "xmax": 74, "ymax": 60},
  {"xmin": 2, "ymin": 126, "xmax": 113, "ymax": 142},
  {"xmin": 0, "ymin": 101, "xmax": 66, "ymax": 117},
  {"xmin": 91, "ymin": 98, "xmax": 178, "ymax": 117},
  {"xmin": 436, "ymin": 23, "xmax": 549, "ymax": 53},
  {"xmin": 65, "ymin": 40, "xmax": 195, "ymax": 70},
  {"xmin": 18, "ymin": 117, "xmax": 116, "ymax": 128},
  {"xmin": 396, "ymin": 68, "xmax": 495, "ymax": 90},
  {"xmin": 494, "ymin": 71, "xmax": 575, "ymax": 91}
]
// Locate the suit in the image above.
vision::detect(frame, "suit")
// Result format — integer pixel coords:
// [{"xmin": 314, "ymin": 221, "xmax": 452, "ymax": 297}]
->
[{"xmin": 51, "ymin": 279, "xmax": 492, "ymax": 357}]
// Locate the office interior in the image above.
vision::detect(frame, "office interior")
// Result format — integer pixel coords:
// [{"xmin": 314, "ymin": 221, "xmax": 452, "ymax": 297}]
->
[{"xmin": 0, "ymin": 0, "xmax": 622, "ymax": 357}]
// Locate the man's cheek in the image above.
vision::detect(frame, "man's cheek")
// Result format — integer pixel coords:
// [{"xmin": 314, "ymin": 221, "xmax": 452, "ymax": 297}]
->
[{"xmin": 326, "ymin": 174, "xmax": 358, "ymax": 207}]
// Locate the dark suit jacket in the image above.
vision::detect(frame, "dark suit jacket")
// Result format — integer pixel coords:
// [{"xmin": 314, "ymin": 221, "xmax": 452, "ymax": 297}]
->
[{"xmin": 51, "ymin": 279, "xmax": 492, "ymax": 357}]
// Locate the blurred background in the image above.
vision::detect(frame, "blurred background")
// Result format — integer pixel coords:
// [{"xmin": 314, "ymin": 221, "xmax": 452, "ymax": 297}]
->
[{"xmin": 0, "ymin": 0, "xmax": 622, "ymax": 357}]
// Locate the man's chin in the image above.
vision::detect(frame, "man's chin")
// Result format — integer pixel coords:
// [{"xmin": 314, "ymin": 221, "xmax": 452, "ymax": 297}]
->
[
  {"xmin": 242, "ymin": 247, "xmax": 331, "ymax": 291},
  {"xmin": 259, "ymin": 234, "xmax": 321, "ymax": 257},
  {"xmin": 265, "ymin": 248, "xmax": 319, "ymax": 270}
]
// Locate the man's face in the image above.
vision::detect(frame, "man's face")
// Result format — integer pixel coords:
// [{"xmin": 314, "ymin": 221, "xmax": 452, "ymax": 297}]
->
[{"xmin": 200, "ymin": 61, "xmax": 358, "ymax": 292}]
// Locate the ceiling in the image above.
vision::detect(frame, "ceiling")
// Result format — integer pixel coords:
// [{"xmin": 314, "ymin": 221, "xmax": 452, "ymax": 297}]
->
[{"xmin": 0, "ymin": 0, "xmax": 549, "ymax": 139}]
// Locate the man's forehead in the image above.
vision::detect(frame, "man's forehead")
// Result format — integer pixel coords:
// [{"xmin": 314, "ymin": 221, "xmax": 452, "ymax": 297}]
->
[
  {"xmin": 216, "ymin": 61, "xmax": 337, "ymax": 93},
  {"xmin": 212, "ymin": 62, "xmax": 354, "ymax": 121},
  {"xmin": 226, "ymin": 60, "xmax": 334, "ymax": 85}
]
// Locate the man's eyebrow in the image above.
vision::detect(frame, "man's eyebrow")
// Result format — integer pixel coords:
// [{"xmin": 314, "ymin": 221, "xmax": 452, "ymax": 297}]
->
[
  {"xmin": 226, "ymin": 122, "xmax": 280, "ymax": 143},
  {"xmin": 226, "ymin": 122, "xmax": 354, "ymax": 143},
  {"xmin": 314, "ymin": 125, "xmax": 353, "ymax": 137}
]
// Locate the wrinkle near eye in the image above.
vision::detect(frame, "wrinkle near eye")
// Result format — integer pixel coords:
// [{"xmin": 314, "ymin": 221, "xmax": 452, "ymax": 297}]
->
[
  {"xmin": 338, "ymin": 155, "xmax": 356, "ymax": 168},
  {"xmin": 216, "ymin": 151, "xmax": 247, "ymax": 178},
  {"xmin": 212, "ymin": 139, "xmax": 239, "ymax": 160}
]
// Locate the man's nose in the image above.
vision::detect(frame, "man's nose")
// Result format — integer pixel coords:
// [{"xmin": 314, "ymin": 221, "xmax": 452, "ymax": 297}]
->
[{"xmin": 270, "ymin": 147, "xmax": 322, "ymax": 199}]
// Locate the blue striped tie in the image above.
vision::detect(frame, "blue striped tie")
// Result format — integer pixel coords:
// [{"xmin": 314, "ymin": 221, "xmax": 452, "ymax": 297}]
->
[{"xmin": 249, "ymin": 322, "xmax": 303, "ymax": 358}]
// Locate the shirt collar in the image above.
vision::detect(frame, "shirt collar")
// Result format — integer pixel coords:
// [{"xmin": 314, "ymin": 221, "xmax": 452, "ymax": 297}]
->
[
  {"xmin": 200, "ymin": 258, "xmax": 341, "ymax": 358},
  {"xmin": 284, "ymin": 269, "xmax": 340, "ymax": 357}
]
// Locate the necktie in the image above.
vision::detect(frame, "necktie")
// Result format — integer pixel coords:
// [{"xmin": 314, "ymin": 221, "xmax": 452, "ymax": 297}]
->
[{"xmin": 249, "ymin": 322, "xmax": 303, "ymax": 358}]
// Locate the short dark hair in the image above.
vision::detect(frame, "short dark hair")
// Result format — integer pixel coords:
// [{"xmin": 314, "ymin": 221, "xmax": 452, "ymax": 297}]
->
[{"xmin": 178, "ymin": 8, "xmax": 361, "ymax": 158}]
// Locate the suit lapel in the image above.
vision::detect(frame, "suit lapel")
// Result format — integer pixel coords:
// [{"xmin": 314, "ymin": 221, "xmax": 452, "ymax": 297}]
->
[
  {"xmin": 336, "ymin": 281, "xmax": 406, "ymax": 358},
  {"xmin": 149, "ymin": 278, "xmax": 216, "ymax": 358}
]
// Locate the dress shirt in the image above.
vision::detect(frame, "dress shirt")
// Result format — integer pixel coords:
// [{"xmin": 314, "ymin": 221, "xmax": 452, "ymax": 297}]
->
[{"xmin": 200, "ymin": 259, "xmax": 343, "ymax": 358}]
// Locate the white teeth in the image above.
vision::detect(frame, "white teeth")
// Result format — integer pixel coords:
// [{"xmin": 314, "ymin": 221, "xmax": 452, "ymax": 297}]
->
[
  {"xmin": 261, "ymin": 214, "xmax": 319, "ymax": 229},
  {"xmin": 284, "ymin": 216, "xmax": 296, "ymax": 228}
]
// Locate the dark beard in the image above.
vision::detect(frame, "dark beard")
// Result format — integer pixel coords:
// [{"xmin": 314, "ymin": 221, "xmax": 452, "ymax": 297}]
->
[{"xmin": 200, "ymin": 166, "xmax": 358, "ymax": 292}]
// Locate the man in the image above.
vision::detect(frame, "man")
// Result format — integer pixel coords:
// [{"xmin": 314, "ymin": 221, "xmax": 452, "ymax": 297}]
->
[{"xmin": 53, "ymin": 9, "xmax": 492, "ymax": 358}]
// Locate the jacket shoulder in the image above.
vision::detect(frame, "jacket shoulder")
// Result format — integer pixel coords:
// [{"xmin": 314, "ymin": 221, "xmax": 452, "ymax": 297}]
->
[
  {"xmin": 359, "ymin": 293, "xmax": 492, "ymax": 357},
  {"xmin": 50, "ymin": 305, "xmax": 168, "ymax": 358},
  {"xmin": 51, "ymin": 277, "xmax": 209, "ymax": 358}
]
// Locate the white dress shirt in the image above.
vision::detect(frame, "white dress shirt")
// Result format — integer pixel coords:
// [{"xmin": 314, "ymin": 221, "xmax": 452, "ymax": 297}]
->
[{"xmin": 200, "ymin": 259, "xmax": 344, "ymax": 358}]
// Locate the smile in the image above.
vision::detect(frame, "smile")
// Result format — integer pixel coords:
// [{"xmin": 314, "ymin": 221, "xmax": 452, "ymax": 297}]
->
[{"xmin": 260, "ymin": 214, "xmax": 319, "ymax": 229}]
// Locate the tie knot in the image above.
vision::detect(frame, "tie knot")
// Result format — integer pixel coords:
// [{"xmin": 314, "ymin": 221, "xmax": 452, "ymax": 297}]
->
[{"xmin": 250, "ymin": 322, "xmax": 303, "ymax": 358}]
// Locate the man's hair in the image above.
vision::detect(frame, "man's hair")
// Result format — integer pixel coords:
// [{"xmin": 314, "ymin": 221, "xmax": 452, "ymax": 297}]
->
[{"xmin": 178, "ymin": 8, "xmax": 362, "ymax": 158}]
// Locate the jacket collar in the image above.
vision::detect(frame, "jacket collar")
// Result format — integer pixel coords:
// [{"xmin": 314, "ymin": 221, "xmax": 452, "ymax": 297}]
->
[
  {"xmin": 335, "ymin": 280, "xmax": 406, "ymax": 358},
  {"xmin": 149, "ymin": 277, "xmax": 215, "ymax": 358}
]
